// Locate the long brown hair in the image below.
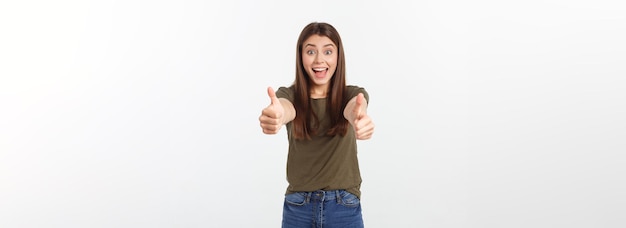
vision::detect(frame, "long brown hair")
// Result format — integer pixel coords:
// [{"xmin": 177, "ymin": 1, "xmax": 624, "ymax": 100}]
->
[{"xmin": 292, "ymin": 22, "xmax": 348, "ymax": 140}]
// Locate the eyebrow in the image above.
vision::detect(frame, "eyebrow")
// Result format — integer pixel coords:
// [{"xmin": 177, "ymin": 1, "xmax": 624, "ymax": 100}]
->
[{"xmin": 304, "ymin": 43, "xmax": 336, "ymax": 48}]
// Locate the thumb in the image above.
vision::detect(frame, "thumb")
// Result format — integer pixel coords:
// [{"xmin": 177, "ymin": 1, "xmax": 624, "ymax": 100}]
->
[
  {"xmin": 267, "ymin": 87, "xmax": 280, "ymax": 106},
  {"xmin": 354, "ymin": 93, "xmax": 365, "ymax": 118}
]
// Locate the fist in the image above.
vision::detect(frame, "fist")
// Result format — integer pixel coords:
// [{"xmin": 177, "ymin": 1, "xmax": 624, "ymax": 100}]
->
[
  {"xmin": 259, "ymin": 87, "xmax": 285, "ymax": 134},
  {"xmin": 352, "ymin": 93, "xmax": 374, "ymax": 140}
]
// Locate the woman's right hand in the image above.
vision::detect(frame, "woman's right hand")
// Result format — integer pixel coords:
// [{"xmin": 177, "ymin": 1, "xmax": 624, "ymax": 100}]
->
[{"xmin": 259, "ymin": 87, "xmax": 285, "ymax": 134}]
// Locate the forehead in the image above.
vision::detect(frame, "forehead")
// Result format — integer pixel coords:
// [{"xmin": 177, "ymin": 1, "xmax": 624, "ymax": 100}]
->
[{"xmin": 303, "ymin": 35, "xmax": 335, "ymax": 47}]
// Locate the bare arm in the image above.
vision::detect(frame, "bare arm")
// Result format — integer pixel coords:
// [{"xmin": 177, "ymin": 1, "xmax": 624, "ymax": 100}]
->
[
  {"xmin": 278, "ymin": 98, "xmax": 296, "ymax": 125},
  {"xmin": 259, "ymin": 87, "xmax": 296, "ymax": 134},
  {"xmin": 343, "ymin": 93, "xmax": 374, "ymax": 140}
]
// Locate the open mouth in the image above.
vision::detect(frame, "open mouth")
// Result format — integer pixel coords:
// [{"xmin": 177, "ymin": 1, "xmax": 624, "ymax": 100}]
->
[{"xmin": 313, "ymin": 67, "xmax": 328, "ymax": 78}]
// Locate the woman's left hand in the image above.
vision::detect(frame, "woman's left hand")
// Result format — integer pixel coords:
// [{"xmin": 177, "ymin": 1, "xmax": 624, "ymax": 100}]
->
[{"xmin": 349, "ymin": 93, "xmax": 375, "ymax": 140}]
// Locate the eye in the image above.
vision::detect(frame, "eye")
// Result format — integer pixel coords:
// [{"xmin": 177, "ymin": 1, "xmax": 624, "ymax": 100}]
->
[
  {"xmin": 306, "ymin": 50, "xmax": 315, "ymax": 55},
  {"xmin": 324, "ymin": 50, "xmax": 333, "ymax": 55}
]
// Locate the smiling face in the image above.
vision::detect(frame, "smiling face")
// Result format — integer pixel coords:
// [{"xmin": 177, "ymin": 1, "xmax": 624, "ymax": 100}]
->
[{"xmin": 301, "ymin": 34, "xmax": 338, "ymax": 96}]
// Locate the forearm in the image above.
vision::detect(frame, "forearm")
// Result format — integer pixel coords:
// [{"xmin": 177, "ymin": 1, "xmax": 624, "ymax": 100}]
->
[{"xmin": 279, "ymin": 98, "xmax": 296, "ymax": 125}]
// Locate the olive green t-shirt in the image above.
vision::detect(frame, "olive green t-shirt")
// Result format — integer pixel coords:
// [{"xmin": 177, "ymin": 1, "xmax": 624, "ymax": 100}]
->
[{"xmin": 276, "ymin": 85, "xmax": 369, "ymax": 198}]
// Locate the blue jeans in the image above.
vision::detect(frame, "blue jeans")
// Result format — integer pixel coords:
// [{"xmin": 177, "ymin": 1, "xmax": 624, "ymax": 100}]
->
[{"xmin": 282, "ymin": 190, "xmax": 364, "ymax": 228}]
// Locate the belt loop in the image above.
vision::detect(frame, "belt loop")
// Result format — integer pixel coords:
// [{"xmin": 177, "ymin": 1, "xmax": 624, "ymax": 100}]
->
[
  {"xmin": 336, "ymin": 190, "xmax": 341, "ymax": 203},
  {"xmin": 306, "ymin": 192, "xmax": 312, "ymax": 203}
]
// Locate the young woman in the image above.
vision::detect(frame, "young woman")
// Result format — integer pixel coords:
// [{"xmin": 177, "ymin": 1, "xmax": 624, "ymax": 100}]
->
[{"xmin": 259, "ymin": 22, "xmax": 374, "ymax": 228}]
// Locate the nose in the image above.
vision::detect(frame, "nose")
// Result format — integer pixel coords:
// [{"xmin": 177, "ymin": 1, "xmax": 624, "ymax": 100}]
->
[{"xmin": 314, "ymin": 53, "xmax": 324, "ymax": 63}]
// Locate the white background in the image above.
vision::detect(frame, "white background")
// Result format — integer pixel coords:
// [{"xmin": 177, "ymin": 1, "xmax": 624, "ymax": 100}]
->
[{"xmin": 1, "ymin": 0, "xmax": 625, "ymax": 227}]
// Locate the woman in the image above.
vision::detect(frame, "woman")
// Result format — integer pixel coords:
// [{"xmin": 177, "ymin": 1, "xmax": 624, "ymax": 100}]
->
[{"xmin": 259, "ymin": 22, "xmax": 375, "ymax": 228}]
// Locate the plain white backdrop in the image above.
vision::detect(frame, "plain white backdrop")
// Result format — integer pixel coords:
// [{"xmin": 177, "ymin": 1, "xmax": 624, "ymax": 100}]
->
[{"xmin": 1, "ymin": 0, "xmax": 625, "ymax": 227}]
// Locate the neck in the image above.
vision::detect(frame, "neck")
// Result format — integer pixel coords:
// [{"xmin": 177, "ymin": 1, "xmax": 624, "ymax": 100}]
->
[
  {"xmin": 310, "ymin": 87, "xmax": 328, "ymax": 98},
  {"xmin": 310, "ymin": 83, "xmax": 330, "ymax": 98},
  {"xmin": 310, "ymin": 91, "xmax": 327, "ymax": 98}
]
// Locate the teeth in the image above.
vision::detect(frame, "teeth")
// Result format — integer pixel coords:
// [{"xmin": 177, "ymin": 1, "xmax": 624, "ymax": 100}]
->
[{"xmin": 313, "ymin": 68, "xmax": 326, "ymax": 72}]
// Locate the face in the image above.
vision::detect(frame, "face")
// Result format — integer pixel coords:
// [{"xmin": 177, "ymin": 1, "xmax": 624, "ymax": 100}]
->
[{"xmin": 301, "ymin": 35, "xmax": 338, "ymax": 92}]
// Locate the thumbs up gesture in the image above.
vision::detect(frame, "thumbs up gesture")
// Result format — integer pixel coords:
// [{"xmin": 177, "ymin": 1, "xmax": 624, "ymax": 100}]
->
[
  {"xmin": 259, "ymin": 87, "xmax": 285, "ymax": 134},
  {"xmin": 347, "ymin": 93, "xmax": 374, "ymax": 140}
]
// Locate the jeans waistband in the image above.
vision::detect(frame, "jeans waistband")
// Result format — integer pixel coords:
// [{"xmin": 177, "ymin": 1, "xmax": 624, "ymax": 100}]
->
[{"xmin": 303, "ymin": 190, "xmax": 344, "ymax": 202}]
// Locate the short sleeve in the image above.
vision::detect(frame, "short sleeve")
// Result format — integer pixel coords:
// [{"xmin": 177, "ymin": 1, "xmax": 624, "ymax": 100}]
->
[
  {"xmin": 276, "ymin": 86, "xmax": 294, "ymax": 103},
  {"xmin": 346, "ymin": 85, "xmax": 369, "ymax": 104}
]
